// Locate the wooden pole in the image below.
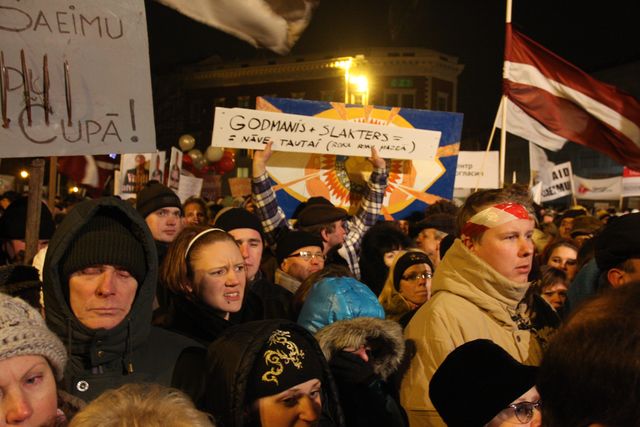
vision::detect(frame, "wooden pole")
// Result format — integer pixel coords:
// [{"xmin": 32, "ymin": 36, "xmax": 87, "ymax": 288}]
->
[
  {"xmin": 48, "ymin": 156, "xmax": 57, "ymax": 209},
  {"xmin": 24, "ymin": 158, "xmax": 45, "ymax": 265},
  {"xmin": 499, "ymin": 0, "xmax": 513, "ymax": 188}
]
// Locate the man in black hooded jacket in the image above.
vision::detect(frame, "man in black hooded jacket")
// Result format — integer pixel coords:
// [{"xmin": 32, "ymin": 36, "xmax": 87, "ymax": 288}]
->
[{"xmin": 42, "ymin": 197, "xmax": 205, "ymax": 403}]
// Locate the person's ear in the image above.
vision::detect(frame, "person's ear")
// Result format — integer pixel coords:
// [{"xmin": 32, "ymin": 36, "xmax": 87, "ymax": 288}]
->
[
  {"xmin": 280, "ymin": 258, "xmax": 289, "ymax": 273},
  {"xmin": 461, "ymin": 235, "xmax": 475, "ymax": 252},
  {"xmin": 320, "ymin": 228, "xmax": 330, "ymax": 242},
  {"xmin": 607, "ymin": 268, "xmax": 627, "ymax": 288}
]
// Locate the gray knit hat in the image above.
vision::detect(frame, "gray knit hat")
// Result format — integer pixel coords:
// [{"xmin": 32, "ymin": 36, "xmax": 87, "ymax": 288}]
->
[{"xmin": 0, "ymin": 293, "xmax": 67, "ymax": 380}]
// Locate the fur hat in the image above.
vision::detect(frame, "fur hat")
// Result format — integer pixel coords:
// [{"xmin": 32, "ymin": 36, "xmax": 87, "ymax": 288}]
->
[
  {"xmin": 214, "ymin": 207, "xmax": 262, "ymax": 234},
  {"xmin": 570, "ymin": 215, "xmax": 603, "ymax": 238},
  {"xmin": 0, "ymin": 196, "xmax": 55, "ymax": 240},
  {"xmin": 275, "ymin": 231, "xmax": 323, "ymax": 264},
  {"xmin": 595, "ymin": 212, "xmax": 640, "ymax": 271},
  {"xmin": 429, "ymin": 339, "xmax": 537, "ymax": 427},
  {"xmin": 0, "ymin": 293, "xmax": 67, "ymax": 380},
  {"xmin": 60, "ymin": 208, "xmax": 147, "ymax": 285},
  {"xmin": 136, "ymin": 182, "xmax": 182, "ymax": 219},
  {"xmin": 245, "ymin": 326, "xmax": 323, "ymax": 402}
]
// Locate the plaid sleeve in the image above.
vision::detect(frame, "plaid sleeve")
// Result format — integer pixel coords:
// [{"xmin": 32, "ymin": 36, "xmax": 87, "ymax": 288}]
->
[
  {"xmin": 252, "ymin": 172, "xmax": 292, "ymax": 248},
  {"xmin": 342, "ymin": 164, "xmax": 388, "ymax": 278}
]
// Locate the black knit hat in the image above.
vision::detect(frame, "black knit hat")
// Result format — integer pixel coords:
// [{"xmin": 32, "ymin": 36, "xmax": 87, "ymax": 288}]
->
[
  {"xmin": 214, "ymin": 207, "xmax": 263, "ymax": 234},
  {"xmin": 297, "ymin": 197, "xmax": 348, "ymax": 227},
  {"xmin": 595, "ymin": 212, "xmax": 640, "ymax": 271},
  {"xmin": 135, "ymin": 182, "xmax": 182, "ymax": 219},
  {"xmin": 60, "ymin": 209, "xmax": 147, "ymax": 285},
  {"xmin": 429, "ymin": 339, "xmax": 538, "ymax": 427},
  {"xmin": 393, "ymin": 251, "xmax": 432, "ymax": 290},
  {"xmin": 275, "ymin": 231, "xmax": 323, "ymax": 264},
  {"xmin": 0, "ymin": 197, "xmax": 55, "ymax": 240},
  {"xmin": 246, "ymin": 327, "xmax": 324, "ymax": 402}
]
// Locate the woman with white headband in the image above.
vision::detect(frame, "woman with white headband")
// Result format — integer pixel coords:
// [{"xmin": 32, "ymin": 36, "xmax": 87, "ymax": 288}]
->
[
  {"xmin": 159, "ymin": 226, "xmax": 246, "ymax": 345},
  {"xmin": 400, "ymin": 185, "xmax": 543, "ymax": 427}
]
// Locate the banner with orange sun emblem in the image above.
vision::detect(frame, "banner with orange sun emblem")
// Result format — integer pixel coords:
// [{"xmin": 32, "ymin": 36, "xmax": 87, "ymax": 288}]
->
[{"xmin": 257, "ymin": 97, "xmax": 463, "ymax": 220}]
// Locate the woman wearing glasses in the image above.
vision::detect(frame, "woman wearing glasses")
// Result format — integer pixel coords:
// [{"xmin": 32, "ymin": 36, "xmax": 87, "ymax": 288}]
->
[{"xmin": 379, "ymin": 249, "xmax": 433, "ymax": 325}]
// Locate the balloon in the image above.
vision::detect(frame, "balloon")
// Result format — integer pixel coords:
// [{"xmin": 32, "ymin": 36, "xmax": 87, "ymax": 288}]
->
[
  {"xmin": 217, "ymin": 156, "xmax": 235, "ymax": 174},
  {"xmin": 188, "ymin": 149, "xmax": 203, "ymax": 162},
  {"xmin": 224, "ymin": 149, "xmax": 236, "ymax": 159},
  {"xmin": 193, "ymin": 156, "xmax": 207, "ymax": 170},
  {"xmin": 205, "ymin": 146, "xmax": 224, "ymax": 163},
  {"xmin": 182, "ymin": 153, "xmax": 193, "ymax": 168},
  {"xmin": 178, "ymin": 134, "xmax": 196, "ymax": 151}
]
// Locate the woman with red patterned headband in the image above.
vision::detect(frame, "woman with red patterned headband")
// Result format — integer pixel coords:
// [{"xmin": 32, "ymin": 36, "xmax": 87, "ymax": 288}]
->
[{"xmin": 399, "ymin": 185, "xmax": 543, "ymax": 427}]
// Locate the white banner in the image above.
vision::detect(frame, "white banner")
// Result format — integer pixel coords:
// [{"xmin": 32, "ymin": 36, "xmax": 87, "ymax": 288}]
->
[
  {"xmin": 0, "ymin": 0, "xmax": 156, "ymax": 157},
  {"xmin": 574, "ymin": 175, "xmax": 621, "ymax": 200},
  {"xmin": 454, "ymin": 151, "xmax": 499, "ymax": 189},
  {"xmin": 622, "ymin": 167, "xmax": 640, "ymax": 197},
  {"xmin": 211, "ymin": 107, "xmax": 441, "ymax": 161},
  {"xmin": 541, "ymin": 161, "xmax": 573, "ymax": 202}
]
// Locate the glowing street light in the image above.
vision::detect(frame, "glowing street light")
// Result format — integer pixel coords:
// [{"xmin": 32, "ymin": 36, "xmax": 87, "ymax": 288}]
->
[{"xmin": 19, "ymin": 170, "xmax": 29, "ymax": 179}]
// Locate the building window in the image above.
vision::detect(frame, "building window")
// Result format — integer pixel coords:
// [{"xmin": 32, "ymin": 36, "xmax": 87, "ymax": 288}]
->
[
  {"xmin": 237, "ymin": 96, "xmax": 251, "ymax": 108},
  {"xmin": 436, "ymin": 91, "xmax": 450, "ymax": 111},
  {"xmin": 384, "ymin": 89, "xmax": 416, "ymax": 108}
]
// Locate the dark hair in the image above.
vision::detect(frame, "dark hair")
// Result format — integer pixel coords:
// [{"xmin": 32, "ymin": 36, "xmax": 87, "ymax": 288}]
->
[
  {"xmin": 291, "ymin": 264, "xmax": 353, "ymax": 319},
  {"xmin": 183, "ymin": 196, "xmax": 208, "ymax": 217},
  {"xmin": 359, "ymin": 221, "xmax": 411, "ymax": 296},
  {"xmin": 537, "ymin": 282, "xmax": 640, "ymax": 426},
  {"xmin": 160, "ymin": 225, "xmax": 238, "ymax": 297},
  {"xmin": 540, "ymin": 238, "xmax": 579, "ymax": 266}
]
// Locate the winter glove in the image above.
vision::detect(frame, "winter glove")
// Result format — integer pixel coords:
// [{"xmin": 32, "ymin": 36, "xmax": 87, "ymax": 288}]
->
[{"xmin": 329, "ymin": 350, "xmax": 379, "ymax": 386}]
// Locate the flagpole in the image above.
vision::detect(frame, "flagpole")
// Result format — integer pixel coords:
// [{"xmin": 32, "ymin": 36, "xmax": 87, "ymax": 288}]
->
[
  {"xmin": 500, "ymin": 0, "xmax": 513, "ymax": 188},
  {"xmin": 479, "ymin": 98, "xmax": 503, "ymax": 192}
]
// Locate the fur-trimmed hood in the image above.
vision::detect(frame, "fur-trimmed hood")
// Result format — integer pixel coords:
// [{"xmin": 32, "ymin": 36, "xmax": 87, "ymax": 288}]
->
[{"xmin": 315, "ymin": 317, "xmax": 405, "ymax": 381}]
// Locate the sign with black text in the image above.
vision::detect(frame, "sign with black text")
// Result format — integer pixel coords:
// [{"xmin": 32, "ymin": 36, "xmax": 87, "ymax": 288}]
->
[{"xmin": 541, "ymin": 161, "xmax": 573, "ymax": 202}]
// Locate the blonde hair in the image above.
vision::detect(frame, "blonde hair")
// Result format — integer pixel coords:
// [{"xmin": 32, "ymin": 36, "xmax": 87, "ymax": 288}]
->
[{"xmin": 69, "ymin": 383, "xmax": 216, "ymax": 427}]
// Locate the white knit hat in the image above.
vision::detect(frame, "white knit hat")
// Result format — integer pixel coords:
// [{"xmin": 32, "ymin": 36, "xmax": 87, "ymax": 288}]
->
[{"xmin": 0, "ymin": 293, "xmax": 67, "ymax": 380}]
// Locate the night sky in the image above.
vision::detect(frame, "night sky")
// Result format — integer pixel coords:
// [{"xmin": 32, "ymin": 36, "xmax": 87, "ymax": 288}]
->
[{"xmin": 146, "ymin": 0, "xmax": 640, "ymax": 147}]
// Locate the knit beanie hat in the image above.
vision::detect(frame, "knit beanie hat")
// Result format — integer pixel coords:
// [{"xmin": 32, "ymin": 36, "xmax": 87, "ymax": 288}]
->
[
  {"xmin": 60, "ymin": 208, "xmax": 147, "ymax": 285},
  {"xmin": 595, "ymin": 212, "xmax": 640, "ymax": 271},
  {"xmin": 135, "ymin": 182, "xmax": 182, "ymax": 219},
  {"xmin": 246, "ymin": 327, "xmax": 324, "ymax": 402},
  {"xmin": 429, "ymin": 339, "xmax": 537, "ymax": 427},
  {"xmin": 214, "ymin": 207, "xmax": 263, "ymax": 235},
  {"xmin": 0, "ymin": 293, "xmax": 67, "ymax": 380},
  {"xmin": 0, "ymin": 196, "xmax": 55, "ymax": 240},
  {"xmin": 393, "ymin": 251, "xmax": 432, "ymax": 290},
  {"xmin": 275, "ymin": 231, "xmax": 323, "ymax": 264}
]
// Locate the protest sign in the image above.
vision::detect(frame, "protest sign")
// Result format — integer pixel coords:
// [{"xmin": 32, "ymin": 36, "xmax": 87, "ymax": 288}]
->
[
  {"xmin": 212, "ymin": 107, "xmax": 441, "ymax": 161},
  {"xmin": 622, "ymin": 167, "xmax": 640, "ymax": 197},
  {"xmin": 176, "ymin": 174, "xmax": 203, "ymax": 204},
  {"xmin": 0, "ymin": 0, "xmax": 156, "ymax": 157},
  {"xmin": 541, "ymin": 161, "xmax": 573, "ymax": 202},
  {"xmin": 454, "ymin": 151, "xmax": 499, "ymax": 189},
  {"xmin": 248, "ymin": 97, "xmax": 463, "ymax": 220},
  {"xmin": 574, "ymin": 175, "xmax": 621, "ymax": 200}
]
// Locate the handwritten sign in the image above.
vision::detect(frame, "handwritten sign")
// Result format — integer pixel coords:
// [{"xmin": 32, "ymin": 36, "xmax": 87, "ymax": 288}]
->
[
  {"xmin": 454, "ymin": 151, "xmax": 499, "ymax": 189},
  {"xmin": 0, "ymin": 0, "xmax": 156, "ymax": 157},
  {"xmin": 211, "ymin": 107, "xmax": 441, "ymax": 161}
]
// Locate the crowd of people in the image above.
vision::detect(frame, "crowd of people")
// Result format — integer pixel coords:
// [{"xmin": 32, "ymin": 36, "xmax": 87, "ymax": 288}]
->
[{"xmin": 0, "ymin": 145, "xmax": 638, "ymax": 426}]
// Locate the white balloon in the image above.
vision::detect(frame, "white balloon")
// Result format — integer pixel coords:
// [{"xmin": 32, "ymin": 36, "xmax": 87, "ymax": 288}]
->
[{"xmin": 205, "ymin": 146, "xmax": 224, "ymax": 162}]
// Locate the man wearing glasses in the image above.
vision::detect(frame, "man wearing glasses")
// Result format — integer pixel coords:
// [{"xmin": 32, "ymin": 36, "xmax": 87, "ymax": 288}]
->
[{"xmin": 273, "ymin": 231, "xmax": 325, "ymax": 294}]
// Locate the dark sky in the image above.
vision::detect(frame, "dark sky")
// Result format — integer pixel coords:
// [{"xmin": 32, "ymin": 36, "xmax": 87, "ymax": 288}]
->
[{"xmin": 146, "ymin": 0, "xmax": 640, "ymax": 144}]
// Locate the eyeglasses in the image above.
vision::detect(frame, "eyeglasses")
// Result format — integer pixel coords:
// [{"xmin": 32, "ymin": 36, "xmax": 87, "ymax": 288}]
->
[
  {"xmin": 287, "ymin": 251, "xmax": 326, "ymax": 261},
  {"xmin": 401, "ymin": 272, "xmax": 432, "ymax": 282},
  {"xmin": 508, "ymin": 400, "xmax": 541, "ymax": 423}
]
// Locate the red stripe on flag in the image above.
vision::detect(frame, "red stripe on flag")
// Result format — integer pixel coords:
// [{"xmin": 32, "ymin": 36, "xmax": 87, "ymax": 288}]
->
[{"xmin": 503, "ymin": 23, "xmax": 640, "ymax": 170}]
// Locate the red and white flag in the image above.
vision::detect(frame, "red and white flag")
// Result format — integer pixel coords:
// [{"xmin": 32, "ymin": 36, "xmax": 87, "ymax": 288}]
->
[
  {"xmin": 58, "ymin": 155, "xmax": 117, "ymax": 191},
  {"xmin": 502, "ymin": 23, "xmax": 640, "ymax": 169}
]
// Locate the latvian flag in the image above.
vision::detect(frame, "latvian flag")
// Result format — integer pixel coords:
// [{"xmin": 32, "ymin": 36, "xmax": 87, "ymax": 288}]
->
[{"xmin": 502, "ymin": 23, "xmax": 640, "ymax": 170}]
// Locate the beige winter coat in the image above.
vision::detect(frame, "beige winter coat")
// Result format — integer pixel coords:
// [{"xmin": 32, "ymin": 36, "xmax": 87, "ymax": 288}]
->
[{"xmin": 400, "ymin": 239, "xmax": 542, "ymax": 427}]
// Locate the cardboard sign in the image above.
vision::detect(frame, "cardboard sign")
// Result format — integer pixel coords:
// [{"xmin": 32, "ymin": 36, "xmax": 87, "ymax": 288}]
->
[
  {"xmin": 212, "ymin": 107, "xmax": 441, "ymax": 161},
  {"xmin": 454, "ymin": 151, "xmax": 499, "ymax": 189},
  {"xmin": 0, "ymin": 0, "xmax": 156, "ymax": 157},
  {"xmin": 541, "ymin": 161, "xmax": 573, "ymax": 202}
]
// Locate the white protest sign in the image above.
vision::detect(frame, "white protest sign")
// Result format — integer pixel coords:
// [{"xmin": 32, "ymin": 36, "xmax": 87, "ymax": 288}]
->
[
  {"xmin": 541, "ymin": 161, "xmax": 573, "ymax": 202},
  {"xmin": 574, "ymin": 175, "xmax": 621, "ymax": 200},
  {"xmin": 454, "ymin": 151, "xmax": 499, "ymax": 189},
  {"xmin": 177, "ymin": 174, "xmax": 203, "ymax": 204},
  {"xmin": 211, "ymin": 107, "xmax": 441, "ymax": 161},
  {"xmin": 622, "ymin": 167, "xmax": 640, "ymax": 197},
  {"xmin": 0, "ymin": 0, "xmax": 156, "ymax": 157}
]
